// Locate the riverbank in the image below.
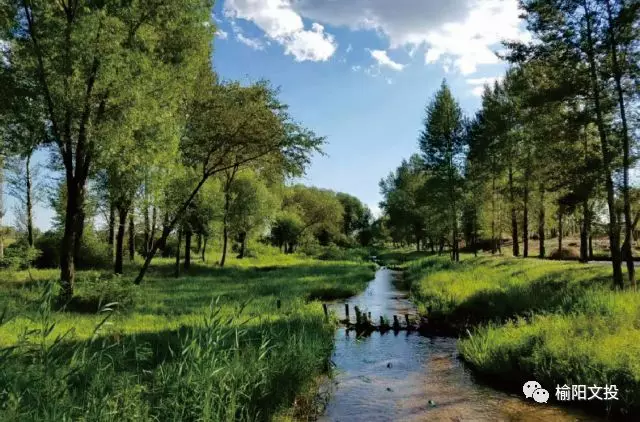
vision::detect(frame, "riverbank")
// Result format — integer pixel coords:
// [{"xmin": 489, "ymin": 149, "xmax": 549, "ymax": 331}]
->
[
  {"xmin": 0, "ymin": 250, "xmax": 375, "ymax": 421},
  {"xmin": 399, "ymin": 253, "xmax": 640, "ymax": 418}
]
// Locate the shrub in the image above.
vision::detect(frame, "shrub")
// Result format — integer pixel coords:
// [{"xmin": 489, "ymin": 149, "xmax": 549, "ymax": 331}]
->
[
  {"xmin": 35, "ymin": 231, "xmax": 111, "ymax": 269},
  {"xmin": 1, "ymin": 240, "xmax": 41, "ymax": 270},
  {"xmin": 549, "ymin": 246, "xmax": 580, "ymax": 260},
  {"xmin": 63, "ymin": 273, "xmax": 139, "ymax": 313}
]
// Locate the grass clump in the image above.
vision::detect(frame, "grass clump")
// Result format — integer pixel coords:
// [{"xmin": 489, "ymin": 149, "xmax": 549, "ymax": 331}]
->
[
  {"xmin": 404, "ymin": 253, "xmax": 640, "ymax": 416},
  {"xmin": 0, "ymin": 250, "xmax": 375, "ymax": 421}
]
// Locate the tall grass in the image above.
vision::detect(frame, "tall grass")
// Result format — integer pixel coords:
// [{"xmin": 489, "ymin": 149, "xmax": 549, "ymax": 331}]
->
[
  {"xmin": 404, "ymin": 254, "xmax": 640, "ymax": 416},
  {"xmin": 0, "ymin": 249, "xmax": 376, "ymax": 421}
]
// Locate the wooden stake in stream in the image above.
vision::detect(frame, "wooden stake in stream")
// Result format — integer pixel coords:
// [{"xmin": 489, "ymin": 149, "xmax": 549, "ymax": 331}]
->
[
  {"xmin": 393, "ymin": 315, "xmax": 400, "ymax": 330},
  {"xmin": 322, "ymin": 304, "xmax": 329, "ymax": 321},
  {"xmin": 345, "ymin": 303, "xmax": 350, "ymax": 320},
  {"xmin": 405, "ymin": 314, "xmax": 410, "ymax": 328}
]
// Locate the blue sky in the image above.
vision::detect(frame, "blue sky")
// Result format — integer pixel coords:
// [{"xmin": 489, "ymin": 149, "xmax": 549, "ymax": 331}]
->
[
  {"xmin": 212, "ymin": 0, "xmax": 525, "ymax": 216},
  {"xmin": 21, "ymin": 0, "xmax": 528, "ymax": 230}
]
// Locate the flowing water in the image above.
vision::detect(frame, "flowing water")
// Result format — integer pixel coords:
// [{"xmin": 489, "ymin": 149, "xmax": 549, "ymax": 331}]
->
[{"xmin": 320, "ymin": 268, "xmax": 603, "ymax": 422}]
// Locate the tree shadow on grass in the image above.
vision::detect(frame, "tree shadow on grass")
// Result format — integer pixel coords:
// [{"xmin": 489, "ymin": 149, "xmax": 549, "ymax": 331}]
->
[
  {"xmin": 430, "ymin": 267, "xmax": 613, "ymax": 328},
  {"xmin": 4, "ymin": 313, "xmax": 332, "ymax": 421}
]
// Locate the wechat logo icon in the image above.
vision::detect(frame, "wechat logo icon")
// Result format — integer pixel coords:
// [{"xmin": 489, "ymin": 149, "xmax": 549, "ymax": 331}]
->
[{"xmin": 523, "ymin": 381, "xmax": 549, "ymax": 403}]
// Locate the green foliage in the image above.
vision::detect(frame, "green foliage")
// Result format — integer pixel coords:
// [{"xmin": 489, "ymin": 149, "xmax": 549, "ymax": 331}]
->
[
  {"xmin": 0, "ymin": 241, "xmax": 40, "ymax": 270},
  {"xmin": 226, "ymin": 170, "xmax": 277, "ymax": 240},
  {"xmin": 0, "ymin": 253, "xmax": 375, "ymax": 420},
  {"xmin": 34, "ymin": 230, "xmax": 111, "ymax": 269},
  {"xmin": 403, "ymin": 253, "xmax": 640, "ymax": 414}
]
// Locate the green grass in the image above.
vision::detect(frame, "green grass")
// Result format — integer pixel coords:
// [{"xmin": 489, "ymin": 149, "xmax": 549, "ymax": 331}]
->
[
  {"xmin": 0, "ymin": 247, "xmax": 376, "ymax": 421},
  {"xmin": 402, "ymin": 253, "xmax": 640, "ymax": 416}
]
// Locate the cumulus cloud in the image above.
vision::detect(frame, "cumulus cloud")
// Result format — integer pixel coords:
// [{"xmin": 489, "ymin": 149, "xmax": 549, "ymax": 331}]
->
[
  {"xmin": 368, "ymin": 49, "xmax": 405, "ymax": 71},
  {"xmin": 216, "ymin": 29, "xmax": 229, "ymax": 40},
  {"xmin": 466, "ymin": 76, "xmax": 503, "ymax": 96},
  {"xmin": 293, "ymin": 0, "xmax": 528, "ymax": 74},
  {"xmin": 224, "ymin": 0, "xmax": 337, "ymax": 61},
  {"xmin": 236, "ymin": 33, "xmax": 265, "ymax": 50}
]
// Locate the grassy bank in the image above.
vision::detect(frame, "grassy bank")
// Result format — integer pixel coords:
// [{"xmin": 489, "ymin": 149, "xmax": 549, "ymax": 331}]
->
[
  {"xmin": 0, "ymin": 248, "xmax": 375, "ymax": 421},
  {"xmin": 403, "ymin": 253, "xmax": 640, "ymax": 417}
]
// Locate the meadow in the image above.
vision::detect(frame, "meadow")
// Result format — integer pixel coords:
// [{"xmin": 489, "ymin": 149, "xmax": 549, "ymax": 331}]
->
[
  {"xmin": 402, "ymin": 253, "xmax": 640, "ymax": 417},
  {"xmin": 0, "ymin": 247, "xmax": 376, "ymax": 421}
]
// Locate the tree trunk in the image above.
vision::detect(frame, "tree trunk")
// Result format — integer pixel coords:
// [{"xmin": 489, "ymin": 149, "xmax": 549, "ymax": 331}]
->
[
  {"xmin": 509, "ymin": 165, "xmax": 519, "ymax": 257},
  {"xmin": 237, "ymin": 231, "xmax": 247, "ymax": 259},
  {"xmin": 220, "ymin": 224, "xmax": 229, "ymax": 267},
  {"xmin": 60, "ymin": 177, "xmax": 85, "ymax": 301},
  {"xmin": 144, "ymin": 203, "xmax": 150, "ymax": 257},
  {"xmin": 583, "ymin": 0, "xmax": 623, "ymax": 288},
  {"xmin": 128, "ymin": 209, "xmax": 135, "ymax": 262},
  {"xmin": 606, "ymin": 0, "xmax": 634, "ymax": 287},
  {"xmin": 73, "ymin": 183, "xmax": 87, "ymax": 270},
  {"xmin": 539, "ymin": 184, "xmax": 546, "ymax": 258},
  {"xmin": 134, "ymin": 175, "xmax": 210, "ymax": 285},
  {"xmin": 115, "ymin": 206, "xmax": 128, "ymax": 275},
  {"xmin": 149, "ymin": 205, "xmax": 157, "ymax": 254},
  {"xmin": 184, "ymin": 229, "xmax": 192, "ymax": 270},
  {"xmin": 523, "ymin": 178, "xmax": 529, "ymax": 258},
  {"xmin": 558, "ymin": 209, "xmax": 563, "ymax": 259},
  {"xmin": 491, "ymin": 173, "xmax": 497, "ymax": 254},
  {"xmin": 108, "ymin": 202, "xmax": 115, "ymax": 262},
  {"xmin": 25, "ymin": 154, "xmax": 34, "ymax": 247},
  {"xmin": 580, "ymin": 199, "xmax": 589, "ymax": 263},
  {"xmin": 589, "ymin": 235, "xmax": 594, "ymax": 260},
  {"xmin": 202, "ymin": 235, "xmax": 207, "ymax": 262},
  {"xmin": 175, "ymin": 228, "xmax": 182, "ymax": 278},
  {"xmin": 196, "ymin": 233, "xmax": 202, "ymax": 254}
]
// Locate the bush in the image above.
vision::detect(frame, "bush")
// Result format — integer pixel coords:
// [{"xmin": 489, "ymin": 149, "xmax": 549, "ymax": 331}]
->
[
  {"xmin": 34, "ymin": 231, "xmax": 61, "ymax": 268},
  {"xmin": 549, "ymin": 246, "xmax": 580, "ymax": 260},
  {"xmin": 34, "ymin": 231, "xmax": 111, "ymax": 269},
  {"xmin": 64, "ymin": 273, "xmax": 139, "ymax": 313},
  {"xmin": 0, "ymin": 240, "xmax": 41, "ymax": 270}
]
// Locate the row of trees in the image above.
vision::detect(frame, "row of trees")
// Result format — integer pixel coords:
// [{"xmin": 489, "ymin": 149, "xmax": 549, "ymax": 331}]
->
[
  {"xmin": 380, "ymin": 0, "xmax": 639, "ymax": 288},
  {"xmin": 0, "ymin": 1, "xmax": 372, "ymax": 301}
]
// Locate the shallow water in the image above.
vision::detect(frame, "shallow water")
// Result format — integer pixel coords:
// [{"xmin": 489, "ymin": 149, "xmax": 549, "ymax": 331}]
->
[{"xmin": 320, "ymin": 268, "xmax": 602, "ymax": 422}]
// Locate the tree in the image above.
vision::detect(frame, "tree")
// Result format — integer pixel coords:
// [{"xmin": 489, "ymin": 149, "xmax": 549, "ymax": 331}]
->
[
  {"xmin": 134, "ymin": 82, "xmax": 323, "ymax": 284},
  {"xmin": 6, "ymin": 154, "xmax": 43, "ymax": 247},
  {"xmin": 276, "ymin": 185, "xmax": 343, "ymax": 252},
  {"xmin": 419, "ymin": 81, "xmax": 466, "ymax": 262},
  {"xmin": 3, "ymin": 0, "xmax": 214, "ymax": 299},
  {"xmin": 513, "ymin": 0, "xmax": 627, "ymax": 287},
  {"xmin": 225, "ymin": 171, "xmax": 276, "ymax": 259},
  {"xmin": 336, "ymin": 193, "xmax": 372, "ymax": 239}
]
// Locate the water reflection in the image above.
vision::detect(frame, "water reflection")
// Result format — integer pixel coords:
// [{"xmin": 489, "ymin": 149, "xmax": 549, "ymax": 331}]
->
[{"xmin": 320, "ymin": 269, "xmax": 601, "ymax": 422}]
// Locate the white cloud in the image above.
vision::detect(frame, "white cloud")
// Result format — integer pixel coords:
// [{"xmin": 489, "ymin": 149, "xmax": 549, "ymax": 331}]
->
[
  {"xmin": 346, "ymin": 43, "xmax": 353, "ymax": 54},
  {"xmin": 216, "ymin": 29, "xmax": 229, "ymax": 40},
  {"xmin": 293, "ymin": 0, "xmax": 529, "ymax": 74},
  {"xmin": 236, "ymin": 33, "xmax": 265, "ymax": 50},
  {"xmin": 224, "ymin": 0, "xmax": 337, "ymax": 62},
  {"xmin": 351, "ymin": 65, "xmax": 361, "ymax": 72},
  {"xmin": 368, "ymin": 49, "xmax": 405, "ymax": 71},
  {"xmin": 466, "ymin": 76, "xmax": 503, "ymax": 96}
]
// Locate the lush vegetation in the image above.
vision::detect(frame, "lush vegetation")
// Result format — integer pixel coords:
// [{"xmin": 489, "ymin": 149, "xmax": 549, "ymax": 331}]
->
[
  {"xmin": 0, "ymin": 2, "xmax": 385, "ymax": 419},
  {"xmin": 0, "ymin": 247, "xmax": 375, "ymax": 420},
  {"xmin": 379, "ymin": 0, "xmax": 640, "ymax": 289},
  {"xmin": 402, "ymin": 253, "xmax": 640, "ymax": 416}
]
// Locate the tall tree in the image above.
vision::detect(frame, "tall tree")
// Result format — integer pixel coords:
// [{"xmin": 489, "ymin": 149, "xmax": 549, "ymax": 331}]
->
[
  {"xmin": 3, "ymin": 0, "xmax": 214, "ymax": 299},
  {"xmin": 419, "ymin": 81, "xmax": 466, "ymax": 262},
  {"xmin": 134, "ymin": 82, "xmax": 323, "ymax": 284}
]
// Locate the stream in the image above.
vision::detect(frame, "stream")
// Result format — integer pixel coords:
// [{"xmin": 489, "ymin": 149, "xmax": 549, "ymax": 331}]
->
[{"xmin": 320, "ymin": 268, "xmax": 602, "ymax": 421}]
